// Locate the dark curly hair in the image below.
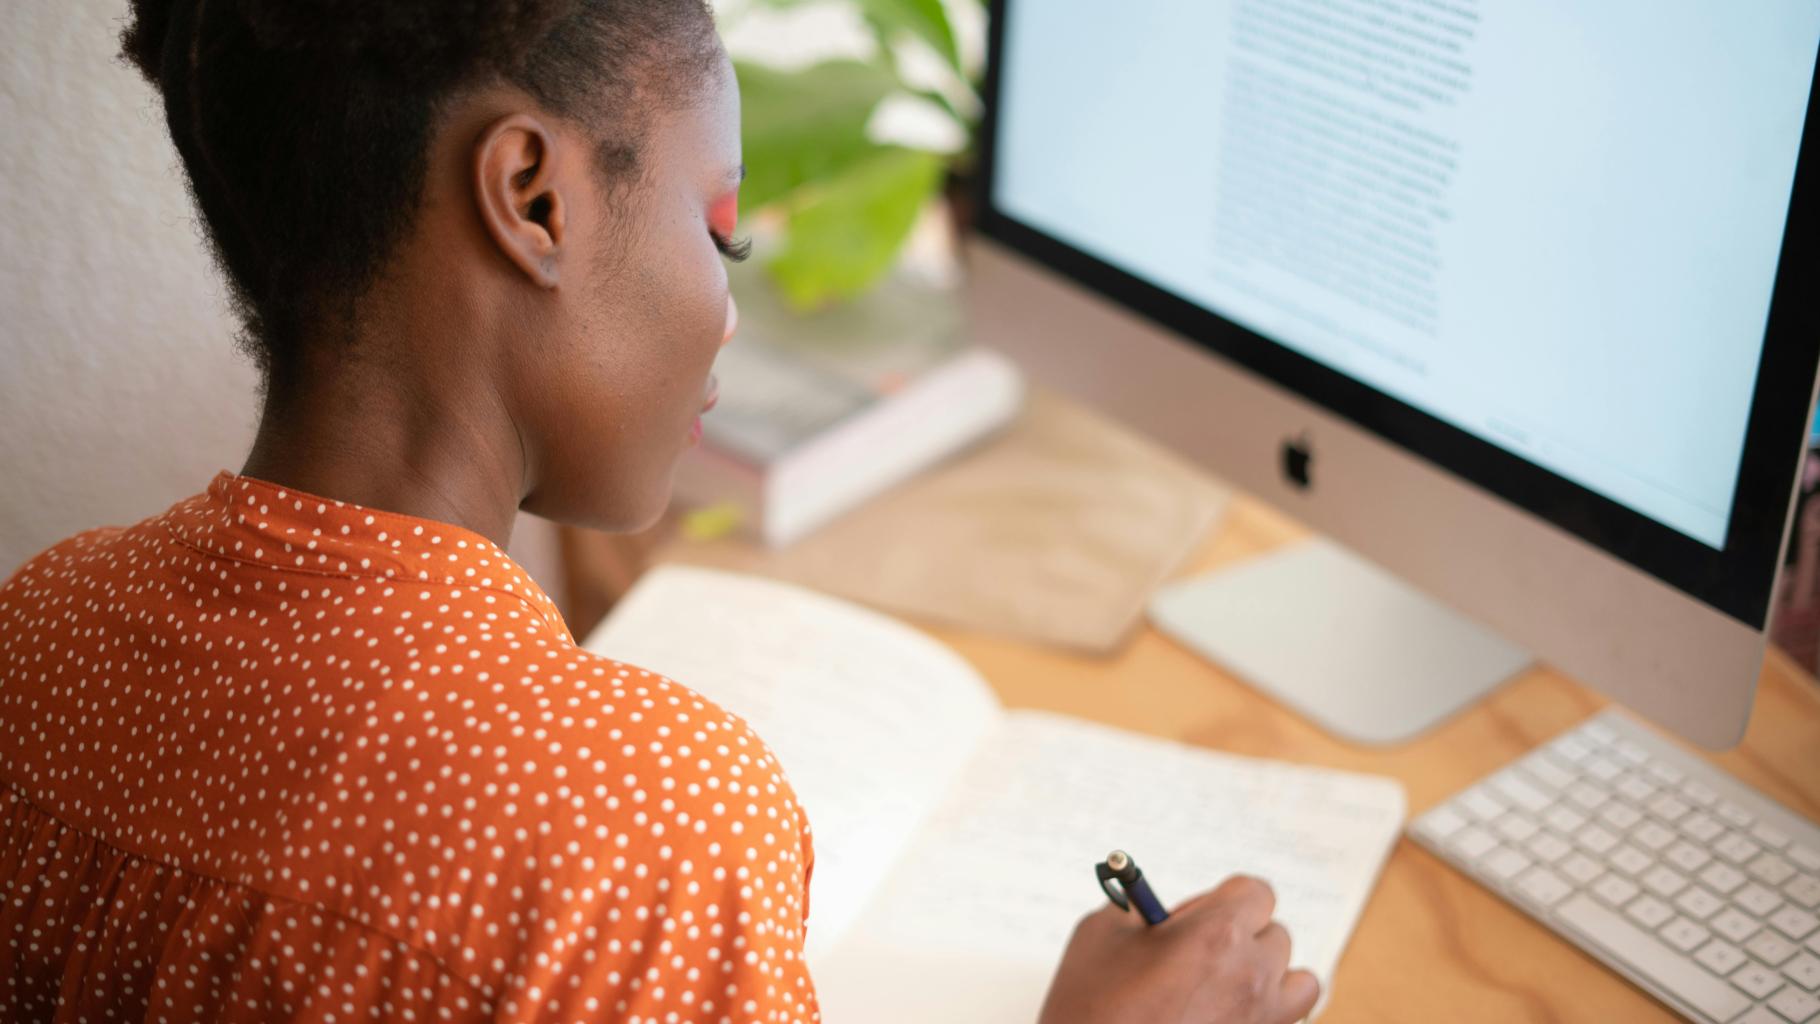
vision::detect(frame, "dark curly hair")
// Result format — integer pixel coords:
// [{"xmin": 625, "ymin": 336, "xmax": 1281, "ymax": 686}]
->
[{"xmin": 121, "ymin": 0, "xmax": 722, "ymax": 394}]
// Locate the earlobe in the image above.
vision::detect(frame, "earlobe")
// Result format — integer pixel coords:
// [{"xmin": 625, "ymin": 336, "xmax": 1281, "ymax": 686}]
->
[{"xmin": 474, "ymin": 114, "xmax": 565, "ymax": 288}]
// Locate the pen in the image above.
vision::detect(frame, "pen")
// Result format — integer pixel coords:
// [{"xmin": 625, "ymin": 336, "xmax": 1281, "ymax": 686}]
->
[{"xmin": 1096, "ymin": 849, "xmax": 1169, "ymax": 925}]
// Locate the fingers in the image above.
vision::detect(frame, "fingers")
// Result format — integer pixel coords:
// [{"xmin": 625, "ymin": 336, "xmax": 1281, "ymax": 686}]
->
[
  {"xmin": 1277, "ymin": 968, "xmax": 1321, "ymax": 1023},
  {"xmin": 1255, "ymin": 921, "xmax": 1291, "ymax": 968},
  {"xmin": 1202, "ymin": 874, "xmax": 1276, "ymax": 934}
]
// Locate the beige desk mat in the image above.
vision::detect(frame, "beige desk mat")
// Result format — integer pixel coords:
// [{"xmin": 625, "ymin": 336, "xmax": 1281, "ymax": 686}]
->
[{"xmin": 657, "ymin": 388, "xmax": 1229, "ymax": 654}]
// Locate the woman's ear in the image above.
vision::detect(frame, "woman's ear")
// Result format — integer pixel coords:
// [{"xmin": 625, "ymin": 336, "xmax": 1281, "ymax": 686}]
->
[{"xmin": 473, "ymin": 113, "xmax": 567, "ymax": 288}]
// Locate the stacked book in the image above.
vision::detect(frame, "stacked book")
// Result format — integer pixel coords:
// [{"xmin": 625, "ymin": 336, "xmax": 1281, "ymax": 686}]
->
[{"xmin": 676, "ymin": 264, "xmax": 1025, "ymax": 546}]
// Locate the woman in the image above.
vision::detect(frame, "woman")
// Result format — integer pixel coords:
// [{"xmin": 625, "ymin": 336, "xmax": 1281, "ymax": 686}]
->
[{"xmin": 0, "ymin": 1, "xmax": 1319, "ymax": 1021}]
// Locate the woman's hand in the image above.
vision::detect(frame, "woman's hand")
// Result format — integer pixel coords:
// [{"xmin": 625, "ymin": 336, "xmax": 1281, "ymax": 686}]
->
[{"xmin": 1036, "ymin": 875, "xmax": 1320, "ymax": 1024}]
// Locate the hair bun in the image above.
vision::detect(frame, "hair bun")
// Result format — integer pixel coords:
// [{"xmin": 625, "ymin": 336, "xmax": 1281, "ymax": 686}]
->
[
  {"xmin": 121, "ymin": 0, "xmax": 179, "ymax": 83},
  {"xmin": 123, "ymin": 0, "xmax": 582, "ymax": 86},
  {"xmin": 237, "ymin": 0, "xmax": 578, "ymax": 70}
]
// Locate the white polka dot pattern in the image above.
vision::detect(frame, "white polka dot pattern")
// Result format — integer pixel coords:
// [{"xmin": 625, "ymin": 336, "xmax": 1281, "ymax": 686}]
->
[{"xmin": 0, "ymin": 473, "xmax": 820, "ymax": 1023}]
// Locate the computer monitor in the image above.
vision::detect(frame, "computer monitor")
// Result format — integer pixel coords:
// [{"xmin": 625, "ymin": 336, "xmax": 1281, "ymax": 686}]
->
[{"xmin": 966, "ymin": 0, "xmax": 1820, "ymax": 748}]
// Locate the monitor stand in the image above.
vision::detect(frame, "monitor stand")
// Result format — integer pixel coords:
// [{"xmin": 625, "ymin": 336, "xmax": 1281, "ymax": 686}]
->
[{"xmin": 1149, "ymin": 538, "xmax": 1532, "ymax": 746}]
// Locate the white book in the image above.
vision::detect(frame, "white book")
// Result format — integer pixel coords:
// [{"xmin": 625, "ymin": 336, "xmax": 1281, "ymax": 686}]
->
[
  {"xmin": 675, "ymin": 268, "xmax": 1025, "ymax": 547},
  {"xmin": 584, "ymin": 566, "xmax": 1406, "ymax": 1021}
]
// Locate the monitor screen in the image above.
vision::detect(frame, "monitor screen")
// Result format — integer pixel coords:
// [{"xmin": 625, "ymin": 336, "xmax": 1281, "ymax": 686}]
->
[{"xmin": 990, "ymin": 0, "xmax": 1820, "ymax": 551}]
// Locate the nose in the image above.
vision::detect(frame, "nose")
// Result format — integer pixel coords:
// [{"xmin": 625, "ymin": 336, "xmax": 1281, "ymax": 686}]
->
[{"xmin": 722, "ymin": 293, "xmax": 739, "ymax": 347}]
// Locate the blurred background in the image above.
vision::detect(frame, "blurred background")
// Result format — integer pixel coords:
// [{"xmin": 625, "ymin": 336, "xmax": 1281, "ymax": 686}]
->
[{"xmin": 0, "ymin": 0, "xmax": 988, "ymax": 603}]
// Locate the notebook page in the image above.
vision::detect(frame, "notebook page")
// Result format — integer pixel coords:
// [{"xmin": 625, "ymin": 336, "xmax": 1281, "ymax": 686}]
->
[
  {"xmin": 814, "ymin": 711, "xmax": 1405, "ymax": 1022},
  {"xmin": 581, "ymin": 566, "xmax": 1002, "ymax": 956}
]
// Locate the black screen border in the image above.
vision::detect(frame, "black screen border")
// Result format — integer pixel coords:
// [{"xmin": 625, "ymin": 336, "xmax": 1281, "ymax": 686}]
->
[{"xmin": 974, "ymin": 0, "xmax": 1820, "ymax": 628}]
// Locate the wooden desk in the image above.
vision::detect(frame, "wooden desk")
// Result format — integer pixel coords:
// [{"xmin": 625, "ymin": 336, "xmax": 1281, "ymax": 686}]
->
[
  {"xmin": 564, "ymin": 489, "xmax": 1820, "ymax": 1021},
  {"xmin": 917, "ymin": 495, "xmax": 1820, "ymax": 1024}
]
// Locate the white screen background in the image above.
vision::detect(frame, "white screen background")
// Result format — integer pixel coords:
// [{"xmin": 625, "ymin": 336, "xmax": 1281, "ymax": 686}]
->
[{"xmin": 994, "ymin": 0, "xmax": 1820, "ymax": 548}]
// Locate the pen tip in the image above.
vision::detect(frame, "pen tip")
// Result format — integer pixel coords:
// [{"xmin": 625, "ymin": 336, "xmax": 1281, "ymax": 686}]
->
[{"xmin": 1106, "ymin": 849, "xmax": 1129, "ymax": 870}]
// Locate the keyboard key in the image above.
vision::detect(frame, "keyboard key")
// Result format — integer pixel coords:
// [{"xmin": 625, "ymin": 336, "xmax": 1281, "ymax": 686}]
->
[
  {"xmin": 1545, "ymin": 805, "xmax": 1587, "ymax": 835},
  {"xmin": 1451, "ymin": 826, "xmax": 1498, "ymax": 860},
  {"xmin": 1754, "ymin": 823, "xmax": 1792, "ymax": 850},
  {"xmin": 1594, "ymin": 873, "xmax": 1641, "ymax": 908},
  {"xmin": 1786, "ymin": 951, "xmax": 1820, "ymax": 990},
  {"xmin": 1611, "ymin": 845, "xmax": 1653, "ymax": 877},
  {"xmin": 1496, "ymin": 815, "xmax": 1540, "ymax": 843},
  {"xmin": 1524, "ymin": 831, "xmax": 1573, "ymax": 865},
  {"xmin": 1666, "ymin": 841, "xmax": 1712, "ymax": 874},
  {"xmin": 1718, "ymin": 800, "xmax": 1756, "ymax": 829},
  {"xmin": 1484, "ymin": 846, "xmax": 1532, "ymax": 881},
  {"xmin": 1569, "ymin": 782, "xmax": 1610, "ymax": 812},
  {"xmin": 1634, "ymin": 821, "xmax": 1677, "ymax": 852},
  {"xmin": 1615, "ymin": 739, "xmax": 1650, "ymax": 765},
  {"xmin": 1676, "ymin": 886, "xmax": 1725, "ymax": 921},
  {"xmin": 1585, "ymin": 757, "xmax": 1624, "ymax": 783},
  {"xmin": 1659, "ymin": 916, "xmax": 1710, "ymax": 953},
  {"xmin": 1681, "ymin": 812, "xmax": 1725, "ymax": 843},
  {"xmin": 1556, "ymin": 895, "xmax": 1750, "ymax": 1022},
  {"xmin": 1576, "ymin": 824, "xmax": 1619, "ymax": 855},
  {"xmin": 1792, "ymin": 846, "xmax": 1820, "ymax": 873},
  {"xmin": 1617, "ymin": 775, "xmax": 1657, "ymax": 803},
  {"xmin": 1731, "ymin": 960, "xmax": 1785, "ymax": 1000},
  {"xmin": 1789, "ymin": 875, "xmax": 1820, "ymax": 911},
  {"xmin": 1646, "ymin": 792, "xmax": 1691, "ymax": 824},
  {"xmin": 1718, "ymin": 831, "xmax": 1764, "ymax": 865},
  {"xmin": 1582, "ymin": 721, "xmax": 1619, "ymax": 745},
  {"xmin": 1462, "ymin": 788, "xmax": 1508, "ymax": 821},
  {"xmin": 1561, "ymin": 852, "xmax": 1604, "ymax": 885},
  {"xmin": 1515, "ymin": 866, "xmax": 1572, "ymax": 908},
  {"xmin": 1524, "ymin": 755, "xmax": 1575, "ymax": 791},
  {"xmin": 1749, "ymin": 929, "xmax": 1799, "ymax": 967},
  {"xmin": 1492, "ymin": 772, "xmax": 1552, "ymax": 813},
  {"xmin": 1550, "ymin": 734, "xmax": 1594, "ymax": 763},
  {"xmin": 1646, "ymin": 761, "xmax": 1684, "ymax": 786},
  {"xmin": 1627, "ymin": 895, "xmax": 1674, "ymax": 929},
  {"xmin": 1415, "ymin": 805, "xmax": 1468, "ymax": 841},
  {"xmin": 1752, "ymin": 853, "xmax": 1798, "ymax": 888},
  {"xmin": 1739, "ymin": 882, "xmax": 1786, "ymax": 917},
  {"xmin": 1772, "ymin": 907, "xmax": 1819, "ymax": 942},
  {"xmin": 1642, "ymin": 865, "xmax": 1689, "ymax": 899},
  {"xmin": 1682, "ymin": 780, "xmax": 1720, "ymax": 807},
  {"xmin": 1713, "ymin": 907, "xmax": 1762, "ymax": 943},
  {"xmin": 1696, "ymin": 938, "xmax": 1748, "ymax": 977},
  {"xmin": 1552, "ymin": 734, "xmax": 1593, "ymax": 763},
  {"xmin": 1735, "ymin": 1007, "xmax": 1791, "ymax": 1024},
  {"xmin": 1703, "ymin": 862, "xmax": 1749, "ymax": 895},
  {"xmin": 1600, "ymin": 801, "xmax": 1643, "ymax": 830},
  {"xmin": 1767, "ymin": 987, "xmax": 1819, "ymax": 1023}
]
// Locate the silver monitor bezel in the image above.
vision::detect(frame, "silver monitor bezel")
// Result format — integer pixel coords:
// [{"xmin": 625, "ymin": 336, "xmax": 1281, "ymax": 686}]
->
[{"xmin": 966, "ymin": 1, "xmax": 1820, "ymax": 746}]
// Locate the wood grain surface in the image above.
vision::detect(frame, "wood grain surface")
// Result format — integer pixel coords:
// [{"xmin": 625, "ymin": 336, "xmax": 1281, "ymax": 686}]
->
[{"xmin": 924, "ymin": 495, "xmax": 1820, "ymax": 1024}]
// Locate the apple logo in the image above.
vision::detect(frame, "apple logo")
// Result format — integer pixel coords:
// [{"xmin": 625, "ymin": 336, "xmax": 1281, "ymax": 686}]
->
[{"xmin": 1282, "ymin": 434, "xmax": 1313, "ymax": 491}]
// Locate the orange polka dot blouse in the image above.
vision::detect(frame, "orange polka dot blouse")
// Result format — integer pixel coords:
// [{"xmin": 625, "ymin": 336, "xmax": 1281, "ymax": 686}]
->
[{"xmin": 0, "ymin": 473, "xmax": 819, "ymax": 1023}]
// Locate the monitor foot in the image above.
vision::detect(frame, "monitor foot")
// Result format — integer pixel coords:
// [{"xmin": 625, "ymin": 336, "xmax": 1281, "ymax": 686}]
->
[{"xmin": 1150, "ymin": 539, "xmax": 1532, "ymax": 745}]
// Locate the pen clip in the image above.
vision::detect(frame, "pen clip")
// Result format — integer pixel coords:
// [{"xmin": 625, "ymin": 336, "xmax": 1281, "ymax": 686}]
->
[{"xmin": 1095, "ymin": 859, "xmax": 1132, "ymax": 912}]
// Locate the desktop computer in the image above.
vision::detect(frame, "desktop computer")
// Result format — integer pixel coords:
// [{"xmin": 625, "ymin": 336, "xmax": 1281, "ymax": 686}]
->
[{"xmin": 966, "ymin": 1, "xmax": 1820, "ymax": 1020}]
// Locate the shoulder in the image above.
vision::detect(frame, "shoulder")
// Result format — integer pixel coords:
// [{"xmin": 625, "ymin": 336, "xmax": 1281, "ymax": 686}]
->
[{"xmin": 318, "ymin": 633, "xmax": 813, "ymax": 985}]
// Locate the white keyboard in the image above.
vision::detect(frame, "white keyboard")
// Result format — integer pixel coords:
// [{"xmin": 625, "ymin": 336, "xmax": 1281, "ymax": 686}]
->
[{"xmin": 1409, "ymin": 710, "xmax": 1820, "ymax": 1023}]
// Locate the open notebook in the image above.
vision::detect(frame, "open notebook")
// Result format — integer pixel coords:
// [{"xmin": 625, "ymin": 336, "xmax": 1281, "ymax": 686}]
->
[{"xmin": 584, "ymin": 566, "xmax": 1405, "ymax": 1021}]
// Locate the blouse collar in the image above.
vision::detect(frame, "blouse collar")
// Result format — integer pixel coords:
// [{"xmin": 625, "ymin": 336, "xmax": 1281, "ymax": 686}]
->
[{"xmin": 164, "ymin": 472, "xmax": 569, "ymax": 638}]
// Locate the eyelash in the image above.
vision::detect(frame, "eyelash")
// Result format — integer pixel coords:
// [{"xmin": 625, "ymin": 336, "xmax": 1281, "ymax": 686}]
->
[{"xmin": 712, "ymin": 232, "xmax": 752, "ymax": 263}]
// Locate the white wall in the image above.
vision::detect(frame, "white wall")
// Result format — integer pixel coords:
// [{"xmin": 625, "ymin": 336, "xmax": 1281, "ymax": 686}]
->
[
  {"xmin": 0, "ymin": 0, "xmax": 563, "ymax": 593},
  {"xmin": 1, "ymin": 0, "xmax": 257, "ymax": 575}
]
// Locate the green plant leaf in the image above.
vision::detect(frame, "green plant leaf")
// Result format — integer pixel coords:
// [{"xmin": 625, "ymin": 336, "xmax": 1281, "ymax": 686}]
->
[
  {"xmin": 735, "ymin": 59, "xmax": 899, "ymax": 211},
  {"xmin": 766, "ymin": 147, "xmax": 944, "ymax": 310},
  {"xmin": 857, "ymin": 0, "xmax": 960, "ymax": 71}
]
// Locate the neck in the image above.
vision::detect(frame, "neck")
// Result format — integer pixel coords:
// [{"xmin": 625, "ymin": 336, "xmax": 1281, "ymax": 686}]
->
[{"xmin": 241, "ymin": 344, "xmax": 528, "ymax": 549}]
